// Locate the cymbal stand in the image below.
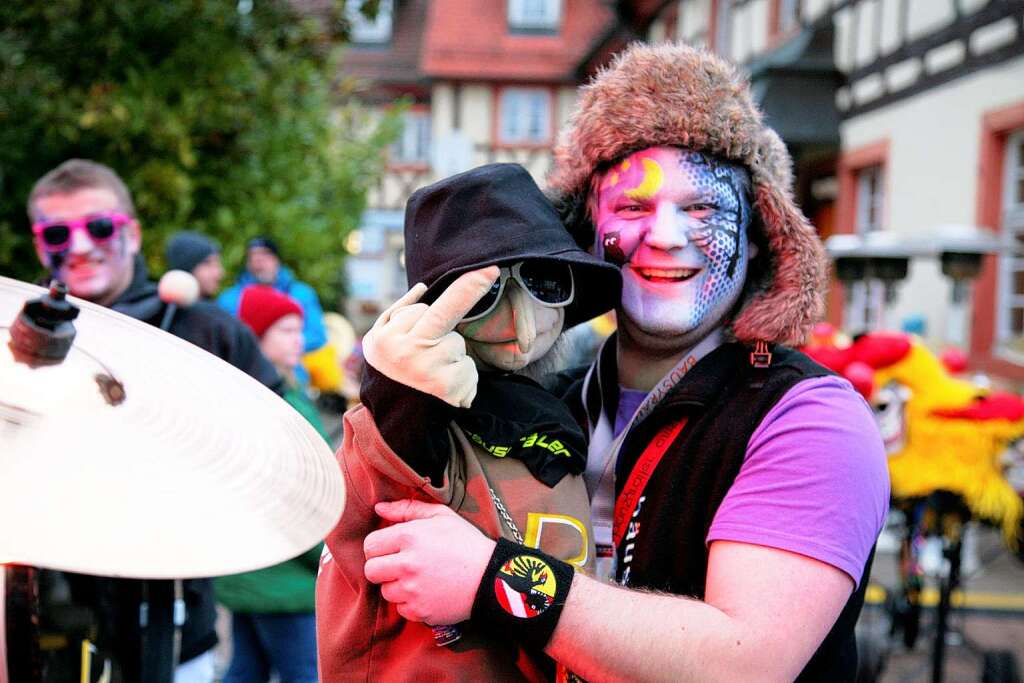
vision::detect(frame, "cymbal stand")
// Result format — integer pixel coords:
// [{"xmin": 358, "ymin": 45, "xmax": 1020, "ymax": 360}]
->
[{"xmin": 3, "ymin": 565, "xmax": 41, "ymax": 683}]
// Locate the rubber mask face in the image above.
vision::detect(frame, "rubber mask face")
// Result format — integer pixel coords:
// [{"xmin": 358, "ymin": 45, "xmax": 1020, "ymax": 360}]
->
[
  {"xmin": 592, "ymin": 146, "xmax": 754, "ymax": 349},
  {"xmin": 456, "ymin": 280, "xmax": 564, "ymax": 372}
]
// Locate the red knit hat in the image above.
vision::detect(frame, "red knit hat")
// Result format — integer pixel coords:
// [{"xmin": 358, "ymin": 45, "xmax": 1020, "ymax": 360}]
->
[{"xmin": 238, "ymin": 285, "xmax": 303, "ymax": 339}]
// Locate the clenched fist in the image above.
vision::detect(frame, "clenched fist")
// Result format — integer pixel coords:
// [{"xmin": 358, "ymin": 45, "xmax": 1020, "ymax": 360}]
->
[{"xmin": 362, "ymin": 267, "xmax": 500, "ymax": 408}]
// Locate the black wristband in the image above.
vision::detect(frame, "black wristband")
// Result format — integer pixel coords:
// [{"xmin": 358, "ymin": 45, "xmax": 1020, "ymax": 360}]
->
[{"xmin": 471, "ymin": 538, "xmax": 574, "ymax": 651}]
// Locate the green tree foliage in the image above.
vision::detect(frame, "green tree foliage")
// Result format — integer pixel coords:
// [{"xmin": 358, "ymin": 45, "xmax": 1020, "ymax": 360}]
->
[{"xmin": 0, "ymin": 0, "xmax": 400, "ymax": 307}]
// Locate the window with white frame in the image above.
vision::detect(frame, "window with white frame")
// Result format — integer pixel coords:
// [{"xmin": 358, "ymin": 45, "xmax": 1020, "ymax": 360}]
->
[
  {"xmin": 847, "ymin": 163, "xmax": 887, "ymax": 332},
  {"xmin": 498, "ymin": 88, "xmax": 551, "ymax": 144},
  {"xmin": 390, "ymin": 110, "xmax": 431, "ymax": 165},
  {"xmin": 348, "ymin": 0, "xmax": 393, "ymax": 44},
  {"xmin": 508, "ymin": 0, "xmax": 562, "ymax": 31},
  {"xmin": 998, "ymin": 129, "xmax": 1024, "ymax": 350}
]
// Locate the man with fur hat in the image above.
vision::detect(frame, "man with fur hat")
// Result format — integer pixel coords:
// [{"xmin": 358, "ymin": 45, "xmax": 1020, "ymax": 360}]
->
[{"xmin": 358, "ymin": 44, "xmax": 889, "ymax": 681}]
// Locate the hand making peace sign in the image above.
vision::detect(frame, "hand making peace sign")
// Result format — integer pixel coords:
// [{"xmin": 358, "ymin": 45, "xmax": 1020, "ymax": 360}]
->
[{"xmin": 362, "ymin": 266, "xmax": 501, "ymax": 409}]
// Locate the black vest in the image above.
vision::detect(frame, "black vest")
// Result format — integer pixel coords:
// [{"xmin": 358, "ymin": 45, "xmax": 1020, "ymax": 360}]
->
[{"xmin": 572, "ymin": 341, "xmax": 873, "ymax": 681}]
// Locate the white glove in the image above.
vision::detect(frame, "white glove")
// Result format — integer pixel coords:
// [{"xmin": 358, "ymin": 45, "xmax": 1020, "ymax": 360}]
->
[{"xmin": 362, "ymin": 267, "xmax": 500, "ymax": 409}]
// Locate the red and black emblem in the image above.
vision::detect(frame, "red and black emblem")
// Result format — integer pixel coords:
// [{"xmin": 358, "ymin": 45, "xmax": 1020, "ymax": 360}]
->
[{"xmin": 493, "ymin": 554, "xmax": 557, "ymax": 619}]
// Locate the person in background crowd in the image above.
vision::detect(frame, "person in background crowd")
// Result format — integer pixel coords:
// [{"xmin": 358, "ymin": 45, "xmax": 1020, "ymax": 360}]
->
[
  {"xmin": 165, "ymin": 231, "xmax": 225, "ymax": 299},
  {"xmin": 27, "ymin": 158, "xmax": 283, "ymax": 683},
  {"xmin": 214, "ymin": 284, "xmax": 326, "ymax": 683},
  {"xmin": 218, "ymin": 237, "xmax": 327, "ymax": 355}
]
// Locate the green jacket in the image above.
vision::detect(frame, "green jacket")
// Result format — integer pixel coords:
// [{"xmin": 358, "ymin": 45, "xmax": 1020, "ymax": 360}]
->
[{"xmin": 214, "ymin": 385, "xmax": 331, "ymax": 613}]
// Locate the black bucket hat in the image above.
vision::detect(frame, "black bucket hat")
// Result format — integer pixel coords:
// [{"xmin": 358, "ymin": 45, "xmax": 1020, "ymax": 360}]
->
[{"xmin": 404, "ymin": 163, "xmax": 621, "ymax": 329}]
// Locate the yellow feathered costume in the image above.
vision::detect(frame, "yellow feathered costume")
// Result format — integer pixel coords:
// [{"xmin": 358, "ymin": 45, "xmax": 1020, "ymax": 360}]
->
[{"xmin": 804, "ymin": 330, "xmax": 1023, "ymax": 545}]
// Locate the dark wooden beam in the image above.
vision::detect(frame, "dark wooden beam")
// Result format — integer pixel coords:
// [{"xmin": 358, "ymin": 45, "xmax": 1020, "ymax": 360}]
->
[
  {"xmin": 842, "ymin": 29, "xmax": 1024, "ymax": 118},
  {"xmin": 846, "ymin": 0, "xmax": 1022, "ymax": 83}
]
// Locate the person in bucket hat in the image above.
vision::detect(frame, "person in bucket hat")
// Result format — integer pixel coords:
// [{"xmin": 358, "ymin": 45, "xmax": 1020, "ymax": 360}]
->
[
  {"xmin": 356, "ymin": 43, "xmax": 890, "ymax": 681},
  {"xmin": 315, "ymin": 163, "xmax": 620, "ymax": 681}
]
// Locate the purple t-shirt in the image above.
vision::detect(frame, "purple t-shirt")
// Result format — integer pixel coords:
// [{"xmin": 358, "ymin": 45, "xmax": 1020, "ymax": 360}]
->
[
  {"xmin": 706, "ymin": 375, "xmax": 890, "ymax": 586},
  {"xmin": 615, "ymin": 388, "xmax": 649, "ymax": 437}
]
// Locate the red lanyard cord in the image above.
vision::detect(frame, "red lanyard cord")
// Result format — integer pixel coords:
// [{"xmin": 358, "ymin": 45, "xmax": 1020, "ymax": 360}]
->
[{"xmin": 611, "ymin": 417, "xmax": 687, "ymax": 547}]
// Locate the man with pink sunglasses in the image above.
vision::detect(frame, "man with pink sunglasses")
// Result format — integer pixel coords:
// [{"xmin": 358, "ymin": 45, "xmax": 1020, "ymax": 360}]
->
[
  {"xmin": 29, "ymin": 162, "xmax": 139, "ymax": 306},
  {"xmin": 25, "ymin": 158, "xmax": 283, "ymax": 683}
]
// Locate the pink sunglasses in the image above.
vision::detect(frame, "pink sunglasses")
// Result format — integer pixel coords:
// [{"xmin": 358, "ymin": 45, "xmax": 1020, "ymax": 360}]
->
[{"xmin": 32, "ymin": 212, "xmax": 133, "ymax": 253}]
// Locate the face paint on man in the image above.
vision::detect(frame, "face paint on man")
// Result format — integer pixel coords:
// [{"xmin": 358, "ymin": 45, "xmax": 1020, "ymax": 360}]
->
[
  {"xmin": 592, "ymin": 146, "xmax": 754, "ymax": 350},
  {"xmin": 32, "ymin": 187, "xmax": 140, "ymax": 306}
]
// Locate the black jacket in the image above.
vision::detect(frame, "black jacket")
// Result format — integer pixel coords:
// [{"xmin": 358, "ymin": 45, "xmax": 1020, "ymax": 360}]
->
[
  {"xmin": 112, "ymin": 256, "xmax": 283, "ymax": 395},
  {"xmin": 362, "ymin": 365, "xmax": 587, "ymax": 488}
]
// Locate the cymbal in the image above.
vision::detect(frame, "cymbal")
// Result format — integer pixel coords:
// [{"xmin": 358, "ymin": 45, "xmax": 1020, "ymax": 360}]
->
[{"xmin": 0, "ymin": 276, "xmax": 344, "ymax": 579}]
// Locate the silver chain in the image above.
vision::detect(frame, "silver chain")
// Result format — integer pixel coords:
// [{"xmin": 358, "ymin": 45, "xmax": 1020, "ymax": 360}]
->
[{"xmin": 488, "ymin": 486, "xmax": 524, "ymax": 544}]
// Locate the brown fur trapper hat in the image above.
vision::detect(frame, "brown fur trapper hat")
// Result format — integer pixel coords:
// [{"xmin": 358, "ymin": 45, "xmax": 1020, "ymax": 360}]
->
[{"xmin": 548, "ymin": 42, "xmax": 826, "ymax": 346}]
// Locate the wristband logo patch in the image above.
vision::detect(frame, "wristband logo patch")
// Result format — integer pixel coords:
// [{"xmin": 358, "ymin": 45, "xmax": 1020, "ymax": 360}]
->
[{"xmin": 493, "ymin": 555, "xmax": 556, "ymax": 618}]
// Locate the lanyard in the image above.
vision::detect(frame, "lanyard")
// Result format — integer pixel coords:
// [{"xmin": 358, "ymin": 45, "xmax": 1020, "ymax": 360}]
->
[
  {"xmin": 582, "ymin": 331, "xmax": 723, "ymax": 436},
  {"xmin": 581, "ymin": 331, "xmax": 721, "ymax": 497},
  {"xmin": 611, "ymin": 417, "xmax": 687, "ymax": 547},
  {"xmin": 581, "ymin": 331, "xmax": 723, "ymax": 580}
]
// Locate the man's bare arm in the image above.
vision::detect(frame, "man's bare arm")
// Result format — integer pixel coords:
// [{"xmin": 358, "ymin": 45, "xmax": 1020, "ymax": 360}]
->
[
  {"xmin": 546, "ymin": 540, "xmax": 853, "ymax": 682},
  {"xmin": 365, "ymin": 502, "xmax": 854, "ymax": 682}
]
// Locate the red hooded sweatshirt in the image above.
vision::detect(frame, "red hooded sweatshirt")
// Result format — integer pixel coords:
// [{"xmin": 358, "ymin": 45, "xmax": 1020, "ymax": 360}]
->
[{"xmin": 316, "ymin": 405, "xmax": 595, "ymax": 682}]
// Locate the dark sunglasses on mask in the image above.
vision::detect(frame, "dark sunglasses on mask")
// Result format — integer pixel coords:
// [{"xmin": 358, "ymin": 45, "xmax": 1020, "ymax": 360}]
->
[
  {"xmin": 31, "ymin": 212, "xmax": 133, "ymax": 253},
  {"xmin": 461, "ymin": 260, "xmax": 575, "ymax": 323}
]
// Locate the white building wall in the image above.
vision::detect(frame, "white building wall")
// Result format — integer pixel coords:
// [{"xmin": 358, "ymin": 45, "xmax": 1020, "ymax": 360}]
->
[
  {"xmin": 906, "ymin": 0, "xmax": 956, "ymax": 42},
  {"xmin": 433, "ymin": 83, "xmax": 455, "ymax": 136},
  {"xmin": 650, "ymin": 17, "xmax": 668, "ymax": 43},
  {"xmin": 556, "ymin": 85, "xmax": 578, "ymax": 129},
  {"xmin": 833, "ymin": 0, "xmax": 972, "ymax": 74},
  {"xmin": 370, "ymin": 80, "xmax": 583, "ymax": 214},
  {"xmin": 681, "ymin": 0, "xmax": 711, "ymax": 47},
  {"xmin": 460, "ymin": 84, "xmax": 494, "ymax": 146},
  {"xmin": 840, "ymin": 55, "xmax": 1024, "ymax": 345},
  {"xmin": 744, "ymin": 0, "xmax": 770, "ymax": 58}
]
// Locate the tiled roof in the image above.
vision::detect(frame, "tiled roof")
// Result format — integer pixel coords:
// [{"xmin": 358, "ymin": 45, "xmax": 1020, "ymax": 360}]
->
[
  {"xmin": 341, "ymin": 0, "xmax": 431, "ymax": 87},
  {"xmin": 421, "ymin": 0, "xmax": 615, "ymax": 82}
]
